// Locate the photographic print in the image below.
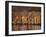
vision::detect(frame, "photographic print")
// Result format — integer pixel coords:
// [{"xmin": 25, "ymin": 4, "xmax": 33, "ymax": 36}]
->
[
  {"xmin": 12, "ymin": 6, "xmax": 41, "ymax": 31},
  {"xmin": 5, "ymin": 1, "xmax": 45, "ymax": 36}
]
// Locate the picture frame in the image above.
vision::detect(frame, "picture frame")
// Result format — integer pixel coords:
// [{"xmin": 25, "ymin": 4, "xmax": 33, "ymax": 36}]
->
[{"xmin": 5, "ymin": 1, "xmax": 45, "ymax": 36}]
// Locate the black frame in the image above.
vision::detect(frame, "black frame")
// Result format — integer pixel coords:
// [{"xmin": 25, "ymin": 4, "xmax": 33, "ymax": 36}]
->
[{"xmin": 5, "ymin": 1, "xmax": 45, "ymax": 36}]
